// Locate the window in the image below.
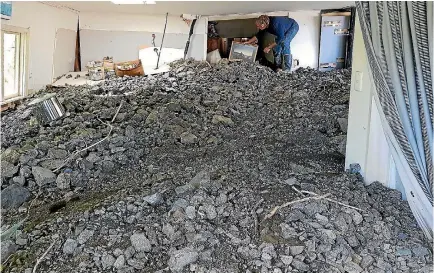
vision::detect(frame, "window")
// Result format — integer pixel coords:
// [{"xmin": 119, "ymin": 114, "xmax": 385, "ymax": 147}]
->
[{"xmin": 1, "ymin": 26, "xmax": 28, "ymax": 102}]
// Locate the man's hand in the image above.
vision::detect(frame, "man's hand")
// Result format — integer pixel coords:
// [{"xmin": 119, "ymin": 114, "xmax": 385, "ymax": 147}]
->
[
  {"xmin": 263, "ymin": 42, "xmax": 277, "ymax": 54},
  {"xmin": 244, "ymin": 36, "xmax": 257, "ymax": 45}
]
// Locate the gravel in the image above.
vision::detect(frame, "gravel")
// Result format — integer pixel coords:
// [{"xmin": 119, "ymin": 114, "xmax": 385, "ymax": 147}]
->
[{"xmin": 0, "ymin": 60, "xmax": 432, "ymax": 273}]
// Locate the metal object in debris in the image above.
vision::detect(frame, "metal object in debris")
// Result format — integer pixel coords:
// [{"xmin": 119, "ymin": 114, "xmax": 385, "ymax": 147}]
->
[
  {"xmin": 184, "ymin": 18, "xmax": 197, "ymax": 59},
  {"xmin": 334, "ymin": 28, "xmax": 349, "ymax": 35},
  {"xmin": 28, "ymin": 93, "xmax": 65, "ymax": 124},
  {"xmin": 152, "ymin": 34, "xmax": 159, "ymax": 56},
  {"xmin": 323, "ymin": 20, "xmax": 341, "ymax": 27},
  {"xmin": 336, "ymin": 57, "xmax": 345, "ymax": 63},
  {"xmin": 320, "ymin": 62, "xmax": 337, "ymax": 68},
  {"xmin": 156, "ymin": 12, "xmax": 169, "ymax": 69}
]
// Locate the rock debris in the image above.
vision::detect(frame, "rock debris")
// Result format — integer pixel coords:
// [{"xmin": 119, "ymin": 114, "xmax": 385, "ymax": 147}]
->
[{"xmin": 1, "ymin": 60, "xmax": 432, "ymax": 272}]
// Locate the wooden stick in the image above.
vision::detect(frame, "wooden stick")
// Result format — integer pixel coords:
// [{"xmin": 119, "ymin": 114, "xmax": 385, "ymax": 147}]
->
[
  {"xmin": 263, "ymin": 193, "xmax": 331, "ymax": 221},
  {"xmin": 3, "ymin": 254, "xmax": 13, "ymax": 265},
  {"xmin": 53, "ymin": 102, "xmax": 123, "ymax": 172},
  {"xmin": 111, "ymin": 101, "xmax": 123, "ymax": 123},
  {"xmin": 300, "ymin": 190, "xmax": 364, "ymax": 212},
  {"xmin": 291, "ymin": 186, "xmax": 303, "ymax": 195},
  {"xmin": 32, "ymin": 241, "xmax": 56, "ymax": 273},
  {"xmin": 252, "ymin": 198, "xmax": 264, "ymax": 239}
]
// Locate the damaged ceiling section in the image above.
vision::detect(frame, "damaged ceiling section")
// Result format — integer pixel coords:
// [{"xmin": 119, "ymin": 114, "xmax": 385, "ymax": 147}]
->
[{"xmin": 1, "ymin": 60, "xmax": 432, "ymax": 272}]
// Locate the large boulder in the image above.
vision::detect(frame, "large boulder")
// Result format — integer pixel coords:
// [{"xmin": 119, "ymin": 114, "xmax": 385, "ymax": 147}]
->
[
  {"xmin": 1, "ymin": 161, "xmax": 19, "ymax": 178},
  {"xmin": 1, "ymin": 184, "xmax": 31, "ymax": 209},
  {"xmin": 337, "ymin": 117, "xmax": 348, "ymax": 133},
  {"xmin": 62, "ymin": 239, "xmax": 78, "ymax": 255},
  {"xmin": 32, "ymin": 166, "xmax": 56, "ymax": 186},
  {"xmin": 1, "ymin": 147, "xmax": 21, "ymax": 164},
  {"xmin": 1, "ymin": 240, "xmax": 17, "ymax": 263},
  {"xmin": 130, "ymin": 233, "xmax": 151, "ymax": 252},
  {"xmin": 168, "ymin": 247, "xmax": 199, "ymax": 272}
]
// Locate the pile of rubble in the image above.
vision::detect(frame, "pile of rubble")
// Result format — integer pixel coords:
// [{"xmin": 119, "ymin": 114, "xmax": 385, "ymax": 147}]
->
[
  {"xmin": 1, "ymin": 60, "xmax": 431, "ymax": 272},
  {"xmin": 1, "ymin": 60, "xmax": 349, "ymax": 203}
]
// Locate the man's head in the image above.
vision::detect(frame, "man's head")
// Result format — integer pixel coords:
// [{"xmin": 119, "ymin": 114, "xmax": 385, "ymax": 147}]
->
[{"xmin": 255, "ymin": 15, "xmax": 270, "ymax": 30}]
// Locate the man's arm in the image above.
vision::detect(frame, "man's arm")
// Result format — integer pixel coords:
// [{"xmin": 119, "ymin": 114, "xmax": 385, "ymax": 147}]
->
[
  {"xmin": 244, "ymin": 36, "xmax": 258, "ymax": 45},
  {"xmin": 273, "ymin": 18, "xmax": 288, "ymax": 45}
]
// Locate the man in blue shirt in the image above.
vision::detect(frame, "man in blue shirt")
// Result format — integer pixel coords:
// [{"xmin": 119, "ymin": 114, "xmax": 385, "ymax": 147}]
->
[{"xmin": 245, "ymin": 15, "xmax": 299, "ymax": 71}]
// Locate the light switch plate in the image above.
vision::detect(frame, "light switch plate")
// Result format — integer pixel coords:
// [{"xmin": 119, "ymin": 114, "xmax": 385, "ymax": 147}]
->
[{"xmin": 354, "ymin": 71, "xmax": 363, "ymax": 92}]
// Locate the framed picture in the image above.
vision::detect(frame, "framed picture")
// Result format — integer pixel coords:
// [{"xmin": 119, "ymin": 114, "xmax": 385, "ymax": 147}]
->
[
  {"xmin": 1, "ymin": 2, "xmax": 12, "ymax": 20},
  {"xmin": 228, "ymin": 41, "xmax": 258, "ymax": 62}
]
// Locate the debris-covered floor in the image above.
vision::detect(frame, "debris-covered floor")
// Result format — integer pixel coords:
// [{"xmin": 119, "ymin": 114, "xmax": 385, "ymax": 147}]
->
[{"xmin": 1, "ymin": 60, "xmax": 432, "ymax": 272}]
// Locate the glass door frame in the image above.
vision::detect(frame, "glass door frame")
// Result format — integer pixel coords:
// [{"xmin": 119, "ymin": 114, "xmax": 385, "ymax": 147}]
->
[{"xmin": 1, "ymin": 25, "xmax": 29, "ymax": 103}]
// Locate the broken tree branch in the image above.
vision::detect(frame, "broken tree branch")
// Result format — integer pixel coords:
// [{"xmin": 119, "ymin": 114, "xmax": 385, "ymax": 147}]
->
[
  {"xmin": 54, "ymin": 102, "xmax": 123, "ymax": 172},
  {"xmin": 32, "ymin": 241, "xmax": 56, "ymax": 273},
  {"xmin": 263, "ymin": 193, "xmax": 331, "ymax": 221}
]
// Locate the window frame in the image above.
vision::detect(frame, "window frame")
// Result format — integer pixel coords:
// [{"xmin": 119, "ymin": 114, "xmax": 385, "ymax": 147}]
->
[{"xmin": 1, "ymin": 25, "xmax": 29, "ymax": 103}]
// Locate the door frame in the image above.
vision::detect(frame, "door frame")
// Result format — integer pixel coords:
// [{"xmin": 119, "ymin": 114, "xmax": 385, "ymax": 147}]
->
[{"xmin": 1, "ymin": 24, "xmax": 29, "ymax": 103}]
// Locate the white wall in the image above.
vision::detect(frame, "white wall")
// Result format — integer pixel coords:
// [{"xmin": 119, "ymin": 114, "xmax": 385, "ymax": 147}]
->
[
  {"xmin": 79, "ymin": 12, "xmax": 207, "ymax": 65},
  {"xmin": 210, "ymin": 10, "xmax": 322, "ymax": 68},
  {"xmin": 2, "ymin": 2, "xmax": 78, "ymax": 91},
  {"xmin": 365, "ymin": 96, "xmax": 396, "ymax": 185},
  {"xmin": 80, "ymin": 12, "xmax": 206, "ymax": 34},
  {"xmin": 345, "ymin": 14, "xmax": 373, "ymax": 178},
  {"xmin": 53, "ymin": 29, "xmax": 77, "ymax": 79},
  {"xmin": 345, "ymin": 14, "xmax": 398, "ymax": 189},
  {"xmin": 288, "ymin": 11, "xmax": 321, "ymax": 68}
]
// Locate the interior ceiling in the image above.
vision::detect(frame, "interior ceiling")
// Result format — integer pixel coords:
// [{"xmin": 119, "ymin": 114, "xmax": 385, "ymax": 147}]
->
[{"xmin": 46, "ymin": 1, "xmax": 355, "ymax": 16}]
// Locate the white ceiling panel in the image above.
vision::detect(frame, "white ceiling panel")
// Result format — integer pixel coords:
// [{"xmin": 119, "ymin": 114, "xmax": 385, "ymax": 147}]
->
[{"xmin": 43, "ymin": 1, "xmax": 355, "ymax": 16}]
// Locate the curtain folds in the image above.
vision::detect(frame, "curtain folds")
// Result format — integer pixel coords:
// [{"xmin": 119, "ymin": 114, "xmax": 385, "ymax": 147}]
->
[{"xmin": 356, "ymin": 1, "xmax": 433, "ymax": 239}]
